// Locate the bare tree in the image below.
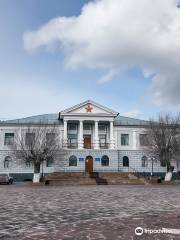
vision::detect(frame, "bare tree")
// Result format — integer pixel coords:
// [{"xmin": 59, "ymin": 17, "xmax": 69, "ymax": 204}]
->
[
  {"xmin": 147, "ymin": 113, "xmax": 180, "ymax": 180},
  {"xmin": 14, "ymin": 124, "xmax": 65, "ymax": 182}
]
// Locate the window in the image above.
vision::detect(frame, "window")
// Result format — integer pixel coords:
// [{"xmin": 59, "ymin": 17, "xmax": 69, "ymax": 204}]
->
[
  {"xmin": 160, "ymin": 160, "xmax": 166, "ymax": 167},
  {"xmin": 68, "ymin": 134, "xmax": 78, "ymax": 148},
  {"xmin": 121, "ymin": 134, "xmax": 129, "ymax": 146},
  {"xmin": 4, "ymin": 133, "xmax": 14, "ymax": 145},
  {"xmin": 68, "ymin": 124, "xmax": 77, "ymax": 131},
  {"xmin": 46, "ymin": 133, "xmax": 55, "ymax": 146},
  {"xmin": 46, "ymin": 157, "xmax": 53, "ymax": 167},
  {"xmin": 83, "ymin": 124, "xmax": 91, "ymax": 131},
  {"xmin": 123, "ymin": 156, "xmax": 129, "ymax": 167},
  {"xmin": 142, "ymin": 156, "xmax": 148, "ymax": 167},
  {"xmin": 26, "ymin": 160, "xmax": 31, "ymax": 167},
  {"xmin": 4, "ymin": 156, "xmax": 12, "ymax": 169},
  {"xmin": 139, "ymin": 134, "xmax": 149, "ymax": 146},
  {"xmin": 98, "ymin": 125, "xmax": 106, "ymax": 132},
  {"xmin": 101, "ymin": 155, "xmax": 109, "ymax": 166},
  {"xmin": 69, "ymin": 155, "xmax": 77, "ymax": 166},
  {"xmin": 25, "ymin": 133, "xmax": 35, "ymax": 146},
  {"xmin": 99, "ymin": 134, "xmax": 107, "ymax": 148}
]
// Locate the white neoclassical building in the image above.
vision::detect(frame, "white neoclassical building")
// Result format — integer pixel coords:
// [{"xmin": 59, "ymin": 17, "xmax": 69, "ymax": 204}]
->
[{"xmin": 0, "ymin": 100, "xmax": 179, "ymax": 181}]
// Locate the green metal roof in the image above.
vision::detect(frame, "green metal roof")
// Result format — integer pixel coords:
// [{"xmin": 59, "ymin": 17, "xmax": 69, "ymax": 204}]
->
[
  {"xmin": 0, "ymin": 113, "xmax": 148, "ymax": 126},
  {"xmin": 114, "ymin": 115, "xmax": 149, "ymax": 126},
  {"xmin": 0, "ymin": 114, "xmax": 63, "ymax": 125}
]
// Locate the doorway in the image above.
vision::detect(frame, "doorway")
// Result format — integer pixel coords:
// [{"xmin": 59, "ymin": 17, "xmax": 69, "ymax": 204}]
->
[
  {"xmin": 84, "ymin": 135, "xmax": 91, "ymax": 149},
  {"xmin": 85, "ymin": 155, "xmax": 93, "ymax": 173}
]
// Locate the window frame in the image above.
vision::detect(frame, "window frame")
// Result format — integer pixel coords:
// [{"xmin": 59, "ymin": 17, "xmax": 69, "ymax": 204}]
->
[
  {"xmin": 46, "ymin": 157, "xmax": 53, "ymax": 167},
  {"xmin": 25, "ymin": 132, "xmax": 35, "ymax": 146},
  {"xmin": 26, "ymin": 160, "xmax": 31, "ymax": 168},
  {"xmin": 121, "ymin": 134, "xmax": 129, "ymax": 146},
  {"xmin": 4, "ymin": 133, "xmax": 14, "ymax": 146},
  {"xmin": 68, "ymin": 124, "xmax": 78, "ymax": 131},
  {"xmin": 98, "ymin": 124, "xmax": 107, "ymax": 132},
  {"xmin": 4, "ymin": 156, "xmax": 12, "ymax": 169},
  {"xmin": 101, "ymin": 155, "xmax": 109, "ymax": 166},
  {"xmin": 69, "ymin": 155, "xmax": 77, "ymax": 167},
  {"xmin": 142, "ymin": 156, "xmax": 148, "ymax": 167},
  {"xmin": 46, "ymin": 133, "xmax": 55, "ymax": 146},
  {"xmin": 139, "ymin": 134, "xmax": 149, "ymax": 146},
  {"xmin": 99, "ymin": 134, "xmax": 107, "ymax": 147},
  {"xmin": 160, "ymin": 160, "xmax": 166, "ymax": 167},
  {"xmin": 123, "ymin": 156, "xmax": 129, "ymax": 167}
]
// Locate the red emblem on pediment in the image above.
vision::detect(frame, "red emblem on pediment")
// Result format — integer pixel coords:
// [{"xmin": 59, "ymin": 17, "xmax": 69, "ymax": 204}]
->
[{"xmin": 85, "ymin": 104, "xmax": 93, "ymax": 112}]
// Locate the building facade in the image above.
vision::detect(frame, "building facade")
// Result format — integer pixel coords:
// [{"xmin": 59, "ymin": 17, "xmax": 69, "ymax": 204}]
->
[{"xmin": 0, "ymin": 100, "xmax": 179, "ymax": 181}]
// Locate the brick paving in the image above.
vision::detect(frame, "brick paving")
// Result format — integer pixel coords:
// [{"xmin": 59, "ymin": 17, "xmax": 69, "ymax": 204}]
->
[{"xmin": 0, "ymin": 184, "xmax": 180, "ymax": 240}]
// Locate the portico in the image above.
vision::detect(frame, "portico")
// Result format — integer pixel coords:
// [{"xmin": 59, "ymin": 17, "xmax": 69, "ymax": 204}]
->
[
  {"xmin": 64, "ymin": 119, "xmax": 115, "ymax": 149},
  {"xmin": 60, "ymin": 100, "xmax": 118, "ymax": 150}
]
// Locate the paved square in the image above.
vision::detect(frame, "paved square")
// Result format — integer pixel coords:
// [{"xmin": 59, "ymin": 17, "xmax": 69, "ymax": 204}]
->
[{"xmin": 0, "ymin": 184, "xmax": 180, "ymax": 239}]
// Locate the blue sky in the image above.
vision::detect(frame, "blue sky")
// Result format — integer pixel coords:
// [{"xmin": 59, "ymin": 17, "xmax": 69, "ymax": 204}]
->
[{"xmin": 0, "ymin": 0, "xmax": 180, "ymax": 120}]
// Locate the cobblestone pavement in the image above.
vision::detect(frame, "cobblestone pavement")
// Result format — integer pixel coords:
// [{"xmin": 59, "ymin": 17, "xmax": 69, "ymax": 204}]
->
[{"xmin": 0, "ymin": 184, "xmax": 180, "ymax": 240}]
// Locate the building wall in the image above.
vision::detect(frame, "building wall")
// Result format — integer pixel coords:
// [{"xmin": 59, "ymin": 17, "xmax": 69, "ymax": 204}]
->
[{"xmin": 0, "ymin": 124, "xmax": 179, "ymax": 180}]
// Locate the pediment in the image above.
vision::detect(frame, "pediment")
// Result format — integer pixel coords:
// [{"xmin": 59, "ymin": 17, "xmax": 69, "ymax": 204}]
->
[{"xmin": 60, "ymin": 100, "xmax": 118, "ymax": 117}]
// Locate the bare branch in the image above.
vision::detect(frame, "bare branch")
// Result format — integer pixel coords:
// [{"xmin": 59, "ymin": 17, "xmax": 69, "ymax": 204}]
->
[{"xmin": 147, "ymin": 113, "xmax": 180, "ymax": 172}]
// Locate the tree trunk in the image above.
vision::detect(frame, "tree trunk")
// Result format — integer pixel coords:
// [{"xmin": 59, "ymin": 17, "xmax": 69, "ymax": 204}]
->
[
  {"xmin": 33, "ymin": 162, "xmax": 41, "ymax": 183},
  {"xmin": 165, "ymin": 162, "xmax": 174, "ymax": 181}
]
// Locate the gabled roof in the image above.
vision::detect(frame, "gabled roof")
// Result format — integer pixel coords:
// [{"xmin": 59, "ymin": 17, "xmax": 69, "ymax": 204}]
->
[{"xmin": 60, "ymin": 99, "xmax": 118, "ymax": 116}]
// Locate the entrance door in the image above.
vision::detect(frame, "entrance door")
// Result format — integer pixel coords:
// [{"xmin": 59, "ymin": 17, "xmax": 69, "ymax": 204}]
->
[
  {"xmin": 85, "ymin": 156, "xmax": 93, "ymax": 173},
  {"xmin": 84, "ymin": 136, "xmax": 91, "ymax": 149}
]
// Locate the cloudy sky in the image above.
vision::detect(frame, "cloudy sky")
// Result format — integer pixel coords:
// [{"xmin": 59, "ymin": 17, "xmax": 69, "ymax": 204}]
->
[{"xmin": 0, "ymin": 0, "xmax": 180, "ymax": 120}]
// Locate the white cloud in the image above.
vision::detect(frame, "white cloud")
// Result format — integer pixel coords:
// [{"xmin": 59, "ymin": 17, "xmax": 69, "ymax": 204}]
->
[
  {"xmin": 23, "ymin": 0, "xmax": 180, "ymax": 106},
  {"xmin": 98, "ymin": 69, "xmax": 119, "ymax": 84}
]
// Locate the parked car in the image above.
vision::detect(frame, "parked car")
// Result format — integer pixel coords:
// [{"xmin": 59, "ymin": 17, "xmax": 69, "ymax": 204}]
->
[{"xmin": 0, "ymin": 174, "xmax": 13, "ymax": 184}]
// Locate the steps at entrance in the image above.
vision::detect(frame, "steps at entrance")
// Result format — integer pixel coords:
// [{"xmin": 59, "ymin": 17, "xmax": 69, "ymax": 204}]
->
[{"xmin": 45, "ymin": 172, "xmax": 146, "ymax": 185}]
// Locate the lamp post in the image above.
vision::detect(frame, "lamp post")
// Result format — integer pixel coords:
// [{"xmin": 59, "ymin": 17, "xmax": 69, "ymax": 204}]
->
[
  {"xmin": 150, "ymin": 157, "xmax": 155, "ymax": 176},
  {"xmin": 41, "ymin": 162, "xmax": 44, "ymax": 180}
]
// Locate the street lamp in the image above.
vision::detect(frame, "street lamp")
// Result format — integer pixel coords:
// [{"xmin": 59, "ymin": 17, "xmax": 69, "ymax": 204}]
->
[{"xmin": 148, "ymin": 157, "xmax": 156, "ymax": 177}]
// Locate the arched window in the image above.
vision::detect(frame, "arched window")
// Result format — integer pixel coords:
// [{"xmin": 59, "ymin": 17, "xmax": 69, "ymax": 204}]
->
[
  {"xmin": 142, "ymin": 156, "xmax": 148, "ymax": 167},
  {"xmin": 101, "ymin": 155, "xmax": 109, "ymax": 166},
  {"xmin": 4, "ymin": 156, "xmax": 12, "ymax": 169},
  {"xmin": 26, "ymin": 160, "xmax": 31, "ymax": 167},
  {"xmin": 46, "ymin": 157, "xmax": 53, "ymax": 167},
  {"xmin": 123, "ymin": 156, "xmax": 129, "ymax": 167},
  {"xmin": 69, "ymin": 155, "xmax": 77, "ymax": 166}
]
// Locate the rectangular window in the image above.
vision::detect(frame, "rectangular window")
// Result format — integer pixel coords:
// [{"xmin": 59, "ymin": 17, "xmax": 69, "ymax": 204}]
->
[
  {"xmin": 83, "ymin": 124, "xmax": 91, "ymax": 131},
  {"xmin": 160, "ymin": 160, "xmax": 166, "ymax": 167},
  {"xmin": 25, "ymin": 133, "xmax": 35, "ymax": 146},
  {"xmin": 68, "ymin": 134, "xmax": 78, "ymax": 148},
  {"xmin": 139, "ymin": 134, "xmax": 149, "ymax": 146},
  {"xmin": 46, "ymin": 133, "xmax": 55, "ymax": 146},
  {"xmin": 4, "ymin": 133, "xmax": 14, "ymax": 145},
  {"xmin": 68, "ymin": 124, "xmax": 77, "ymax": 131},
  {"xmin": 142, "ymin": 156, "xmax": 148, "ymax": 167},
  {"xmin": 121, "ymin": 134, "xmax": 129, "ymax": 146},
  {"xmin": 99, "ymin": 134, "xmax": 107, "ymax": 148},
  {"xmin": 98, "ymin": 125, "xmax": 106, "ymax": 132}
]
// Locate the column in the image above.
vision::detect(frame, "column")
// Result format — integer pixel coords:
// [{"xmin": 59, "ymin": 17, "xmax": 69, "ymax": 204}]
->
[
  {"xmin": 94, "ymin": 120, "xmax": 99, "ymax": 149},
  {"xmin": 63, "ymin": 120, "xmax": 68, "ymax": 147},
  {"xmin": 78, "ymin": 120, "xmax": 84, "ymax": 149},
  {"xmin": 109, "ymin": 120, "xmax": 115, "ymax": 149}
]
